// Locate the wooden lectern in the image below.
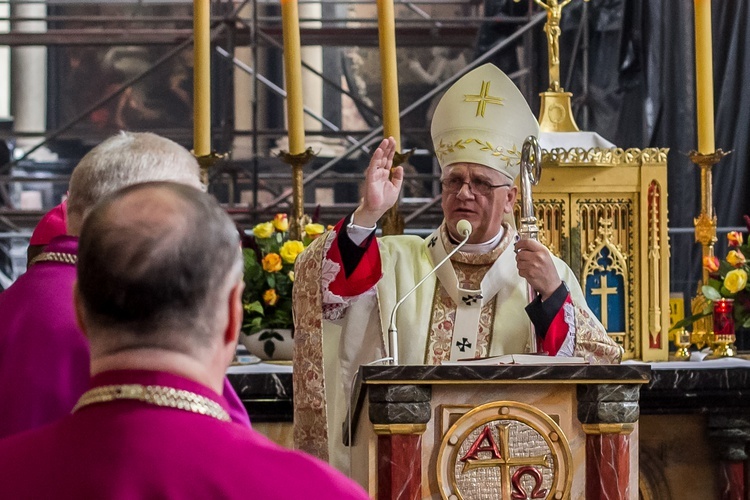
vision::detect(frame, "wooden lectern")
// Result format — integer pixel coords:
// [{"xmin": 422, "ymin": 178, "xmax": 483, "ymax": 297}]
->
[{"xmin": 346, "ymin": 364, "xmax": 650, "ymax": 499}]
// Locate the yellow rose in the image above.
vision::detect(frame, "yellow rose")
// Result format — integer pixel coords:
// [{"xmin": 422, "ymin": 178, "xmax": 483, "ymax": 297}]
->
[
  {"xmin": 262, "ymin": 253, "xmax": 282, "ymax": 273},
  {"xmin": 728, "ymin": 231, "xmax": 744, "ymax": 247},
  {"xmin": 727, "ymin": 249, "xmax": 746, "ymax": 267},
  {"xmin": 304, "ymin": 223, "xmax": 325, "ymax": 239},
  {"xmin": 253, "ymin": 222, "xmax": 274, "ymax": 239},
  {"xmin": 280, "ymin": 240, "xmax": 305, "ymax": 264},
  {"xmin": 263, "ymin": 289, "xmax": 279, "ymax": 306},
  {"xmin": 724, "ymin": 269, "xmax": 748, "ymax": 294},
  {"xmin": 272, "ymin": 214, "xmax": 289, "ymax": 232},
  {"xmin": 288, "ymin": 271, "xmax": 295, "ymax": 282}
]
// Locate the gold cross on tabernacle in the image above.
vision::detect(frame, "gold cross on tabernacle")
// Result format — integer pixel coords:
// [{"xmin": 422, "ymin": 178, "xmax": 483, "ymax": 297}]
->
[
  {"xmin": 463, "ymin": 81, "xmax": 504, "ymax": 117},
  {"xmin": 461, "ymin": 423, "xmax": 548, "ymax": 499},
  {"xmin": 591, "ymin": 274, "xmax": 618, "ymax": 329}
]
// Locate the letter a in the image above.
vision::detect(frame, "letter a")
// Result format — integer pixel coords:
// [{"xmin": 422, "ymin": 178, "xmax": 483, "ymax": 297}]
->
[{"xmin": 460, "ymin": 425, "xmax": 502, "ymax": 461}]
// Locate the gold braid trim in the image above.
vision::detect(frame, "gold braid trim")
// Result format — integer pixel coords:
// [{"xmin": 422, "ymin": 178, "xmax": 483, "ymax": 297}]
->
[
  {"xmin": 292, "ymin": 231, "xmax": 330, "ymax": 461},
  {"xmin": 30, "ymin": 251, "xmax": 77, "ymax": 266},
  {"xmin": 435, "ymin": 138, "xmax": 522, "ymax": 167},
  {"xmin": 72, "ymin": 384, "xmax": 231, "ymax": 423}
]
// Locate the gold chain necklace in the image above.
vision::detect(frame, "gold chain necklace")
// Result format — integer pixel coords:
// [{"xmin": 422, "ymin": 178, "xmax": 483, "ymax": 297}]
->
[
  {"xmin": 73, "ymin": 384, "xmax": 231, "ymax": 422},
  {"xmin": 30, "ymin": 251, "xmax": 77, "ymax": 266}
]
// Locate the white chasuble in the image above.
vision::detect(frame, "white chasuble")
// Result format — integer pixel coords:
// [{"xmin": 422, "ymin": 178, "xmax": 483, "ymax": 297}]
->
[{"xmin": 373, "ymin": 223, "xmax": 533, "ymax": 366}]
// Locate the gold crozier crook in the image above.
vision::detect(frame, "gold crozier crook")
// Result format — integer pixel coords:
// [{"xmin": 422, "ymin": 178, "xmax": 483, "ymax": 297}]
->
[{"xmin": 519, "ymin": 136, "xmax": 542, "ymax": 352}]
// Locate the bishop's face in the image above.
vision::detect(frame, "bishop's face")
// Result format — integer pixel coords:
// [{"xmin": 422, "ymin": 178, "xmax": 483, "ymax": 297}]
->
[{"xmin": 441, "ymin": 163, "xmax": 517, "ymax": 244}]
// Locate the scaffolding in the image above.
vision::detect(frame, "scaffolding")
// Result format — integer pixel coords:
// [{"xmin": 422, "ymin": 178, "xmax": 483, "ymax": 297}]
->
[{"xmin": 0, "ymin": 0, "xmax": 561, "ymax": 284}]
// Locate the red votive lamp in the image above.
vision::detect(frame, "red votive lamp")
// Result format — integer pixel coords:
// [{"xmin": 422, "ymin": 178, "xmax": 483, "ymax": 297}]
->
[{"xmin": 713, "ymin": 298, "xmax": 735, "ymax": 339}]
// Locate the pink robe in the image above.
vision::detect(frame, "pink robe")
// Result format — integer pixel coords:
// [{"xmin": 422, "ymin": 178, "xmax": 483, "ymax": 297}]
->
[
  {"xmin": 0, "ymin": 236, "xmax": 249, "ymax": 439},
  {"xmin": 0, "ymin": 369, "xmax": 369, "ymax": 499}
]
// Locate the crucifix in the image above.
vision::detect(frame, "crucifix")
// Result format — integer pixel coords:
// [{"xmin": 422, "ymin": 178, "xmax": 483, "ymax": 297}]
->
[
  {"xmin": 591, "ymin": 275, "xmax": 618, "ymax": 329},
  {"xmin": 532, "ymin": 0, "xmax": 573, "ymax": 92},
  {"xmin": 517, "ymin": 0, "xmax": 583, "ymax": 131}
]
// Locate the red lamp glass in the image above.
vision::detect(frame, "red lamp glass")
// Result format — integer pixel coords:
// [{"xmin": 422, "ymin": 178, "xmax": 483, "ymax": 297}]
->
[{"xmin": 712, "ymin": 298, "xmax": 735, "ymax": 356}]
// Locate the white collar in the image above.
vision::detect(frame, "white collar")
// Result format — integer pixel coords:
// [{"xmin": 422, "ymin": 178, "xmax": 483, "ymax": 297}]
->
[{"xmin": 460, "ymin": 226, "xmax": 505, "ymax": 254}]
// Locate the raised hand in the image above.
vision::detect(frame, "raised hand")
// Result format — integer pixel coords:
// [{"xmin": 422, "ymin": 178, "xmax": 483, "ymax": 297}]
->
[
  {"xmin": 514, "ymin": 238, "xmax": 562, "ymax": 301},
  {"xmin": 352, "ymin": 137, "xmax": 403, "ymax": 227}
]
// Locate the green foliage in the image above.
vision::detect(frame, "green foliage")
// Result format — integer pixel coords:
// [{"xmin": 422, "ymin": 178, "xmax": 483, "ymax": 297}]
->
[{"xmin": 702, "ymin": 285, "xmax": 721, "ymax": 301}]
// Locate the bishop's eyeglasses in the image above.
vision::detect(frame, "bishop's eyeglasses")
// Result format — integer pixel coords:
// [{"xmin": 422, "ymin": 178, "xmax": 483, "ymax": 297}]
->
[{"xmin": 440, "ymin": 177, "xmax": 512, "ymax": 197}]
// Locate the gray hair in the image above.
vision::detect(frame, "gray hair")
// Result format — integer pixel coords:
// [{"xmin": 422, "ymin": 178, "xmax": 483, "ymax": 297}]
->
[
  {"xmin": 77, "ymin": 182, "xmax": 242, "ymax": 354},
  {"xmin": 67, "ymin": 132, "xmax": 201, "ymax": 234}
]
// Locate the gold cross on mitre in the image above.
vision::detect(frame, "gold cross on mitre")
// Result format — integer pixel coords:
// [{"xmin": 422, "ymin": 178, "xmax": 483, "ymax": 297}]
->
[{"xmin": 463, "ymin": 80, "xmax": 504, "ymax": 117}]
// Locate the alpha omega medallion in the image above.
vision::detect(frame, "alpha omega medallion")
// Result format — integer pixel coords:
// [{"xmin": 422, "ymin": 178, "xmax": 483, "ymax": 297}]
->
[{"xmin": 436, "ymin": 401, "xmax": 572, "ymax": 499}]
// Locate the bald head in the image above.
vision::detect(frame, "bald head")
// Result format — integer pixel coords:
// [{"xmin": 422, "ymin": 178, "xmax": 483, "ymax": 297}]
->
[
  {"xmin": 67, "ymin": 132, "xmax": 201, "ymax": 235},
  {"xmin": 76, "ymin": 182, "xmax": 242, "ymax": 356}
]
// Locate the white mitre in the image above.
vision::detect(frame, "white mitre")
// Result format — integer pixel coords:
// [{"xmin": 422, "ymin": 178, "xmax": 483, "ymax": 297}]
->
[{"xmin": 431, "ymin": 63, "xmax": 540, "ymax": 181}]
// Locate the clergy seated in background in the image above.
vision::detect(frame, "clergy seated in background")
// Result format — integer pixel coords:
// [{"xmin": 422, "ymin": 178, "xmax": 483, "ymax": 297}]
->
[
  {"xmin": 294, "ymin": 64, "xmax": 622, "ymax": 470},
  {"xmin": 0, "ymin": 132, "xmax": 249, "ymax": 440},
  {"xmin": 0, "ymin": 182, "xmax": 369, "ymax": 499}
]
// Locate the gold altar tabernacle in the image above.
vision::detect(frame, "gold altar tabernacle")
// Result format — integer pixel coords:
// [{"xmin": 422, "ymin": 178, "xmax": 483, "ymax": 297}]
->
[{"xmin": 518, "ymin": 146, "xmax": 671, "ymax": 361}]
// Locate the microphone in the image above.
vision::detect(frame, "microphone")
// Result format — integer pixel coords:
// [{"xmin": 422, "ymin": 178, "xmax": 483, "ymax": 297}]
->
[{"xmin": 387, "ymin": 220, "xmax": 473, "ymax": 365}]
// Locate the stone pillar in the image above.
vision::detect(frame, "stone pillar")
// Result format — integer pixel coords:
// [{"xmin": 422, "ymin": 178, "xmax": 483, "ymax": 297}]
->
[
  {"xmin": 233, "ymin": 1, "xmax": 254, "ymax": 161},
  {"xmin": 0, "ymin": 2, "xmax": 10, "ymax": 119},
  {"xmin": 368, "ymin": 384, "xmax": 431, "ymax": 500},
  {"xmin": 10, "ymin": 2, "xmax": 47, "ymax": 152},
  {"xmin": 707, "ymin": 415, "xmax": 750, "ymax": 500},
  {"xmin": 577, "ymin": 384, "xmax": 641, "ymax": 500},
  {"xmin": 298, "ymin": 1, "xmax": 321, "ymax": 134}
]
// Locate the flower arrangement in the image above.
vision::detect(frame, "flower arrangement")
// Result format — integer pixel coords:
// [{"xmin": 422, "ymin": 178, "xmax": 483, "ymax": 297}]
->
[
  {"xmin": 674, "ymin": 218, "xmax": 750, "ymax": 332},
  {"xmin": 242, "ymin": 214, "xmax": 326, "ymax": 357}
]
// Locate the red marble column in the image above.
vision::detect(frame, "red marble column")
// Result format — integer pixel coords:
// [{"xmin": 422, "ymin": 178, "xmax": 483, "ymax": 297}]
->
[
  {"xmin": 584, "ymin": 431, "xmax": 631, "ymax": 500},
  {"xmin": 377, "ymin": 433, "xmax": 422, "ymax": 500},
  {"xmin": 577, "ymin": 384, "xmax": 640, "ymax": 500},
  {"xmin": 718, "ymin": 461, "xmax": 744, "ymax": 500},
  {"xmin": 707, "ymin": 415, "xmax": 750, "ymax": 500},
  {"xmin": 368, "ymin": 384, "xmax": 431, "ymax": 500}
]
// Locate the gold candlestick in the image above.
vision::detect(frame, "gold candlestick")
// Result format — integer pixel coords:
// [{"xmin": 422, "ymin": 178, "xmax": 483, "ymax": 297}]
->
[
  {"xmin": 281, "ymin": 0, "xmax": 306, "ymax": 155},
  {"xmin": 689, "ymin": 149, "xmax": 728, "ymax": 352},
  {"xmin": 376, "ymin": 0, "xmax": 405, "ymax": 236},
  {"xmin": 694, "ymin": 0, "xmax": 715, "ymax": 155},
  {"xmin": 193, "ymin": 0, "xmax": 211, "ymax": 158},
  {"xmin": 376, "ymin": 0, "xmax": 401, "ymax": 149},
  {"xmin": 279, "ymin": 0, "xmax": 309, "ymax": 241},
  {"xmin": 688, "ymin": 0, "xmax": 722, "ymax": 353},
  {"xmin": 279, "ymin": 149, "xmax": 315, "ymax": 241}
]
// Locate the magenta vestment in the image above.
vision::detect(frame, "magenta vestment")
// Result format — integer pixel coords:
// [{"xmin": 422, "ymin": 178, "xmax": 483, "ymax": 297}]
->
[
  {"xmin": 0, "ymin": 236, "xmax": 250, "ymax": 439},
  {"xmin": 0, "ymin": 369, "xmax": 369, "ymax": 499}
]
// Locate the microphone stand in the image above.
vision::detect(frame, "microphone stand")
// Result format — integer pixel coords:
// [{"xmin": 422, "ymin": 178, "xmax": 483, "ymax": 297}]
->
[
  {"xmin": 387, "ymin": 222, "xmax": 472, "ymax": 365},
  {"xmin": 519, "ymin": 135, "xmax": 542, "ymax": 353}
]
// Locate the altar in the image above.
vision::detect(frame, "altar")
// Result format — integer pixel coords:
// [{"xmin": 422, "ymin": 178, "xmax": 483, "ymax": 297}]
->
[{"xmin": 227, "ymin": 358, "xmax": 750, "ymax": 499}]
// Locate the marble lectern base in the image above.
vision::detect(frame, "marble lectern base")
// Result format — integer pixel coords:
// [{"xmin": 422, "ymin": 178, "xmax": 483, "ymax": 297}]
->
[{"xmin": 348, "ymin": 364, "xmax": 649, "ymax": 500}]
